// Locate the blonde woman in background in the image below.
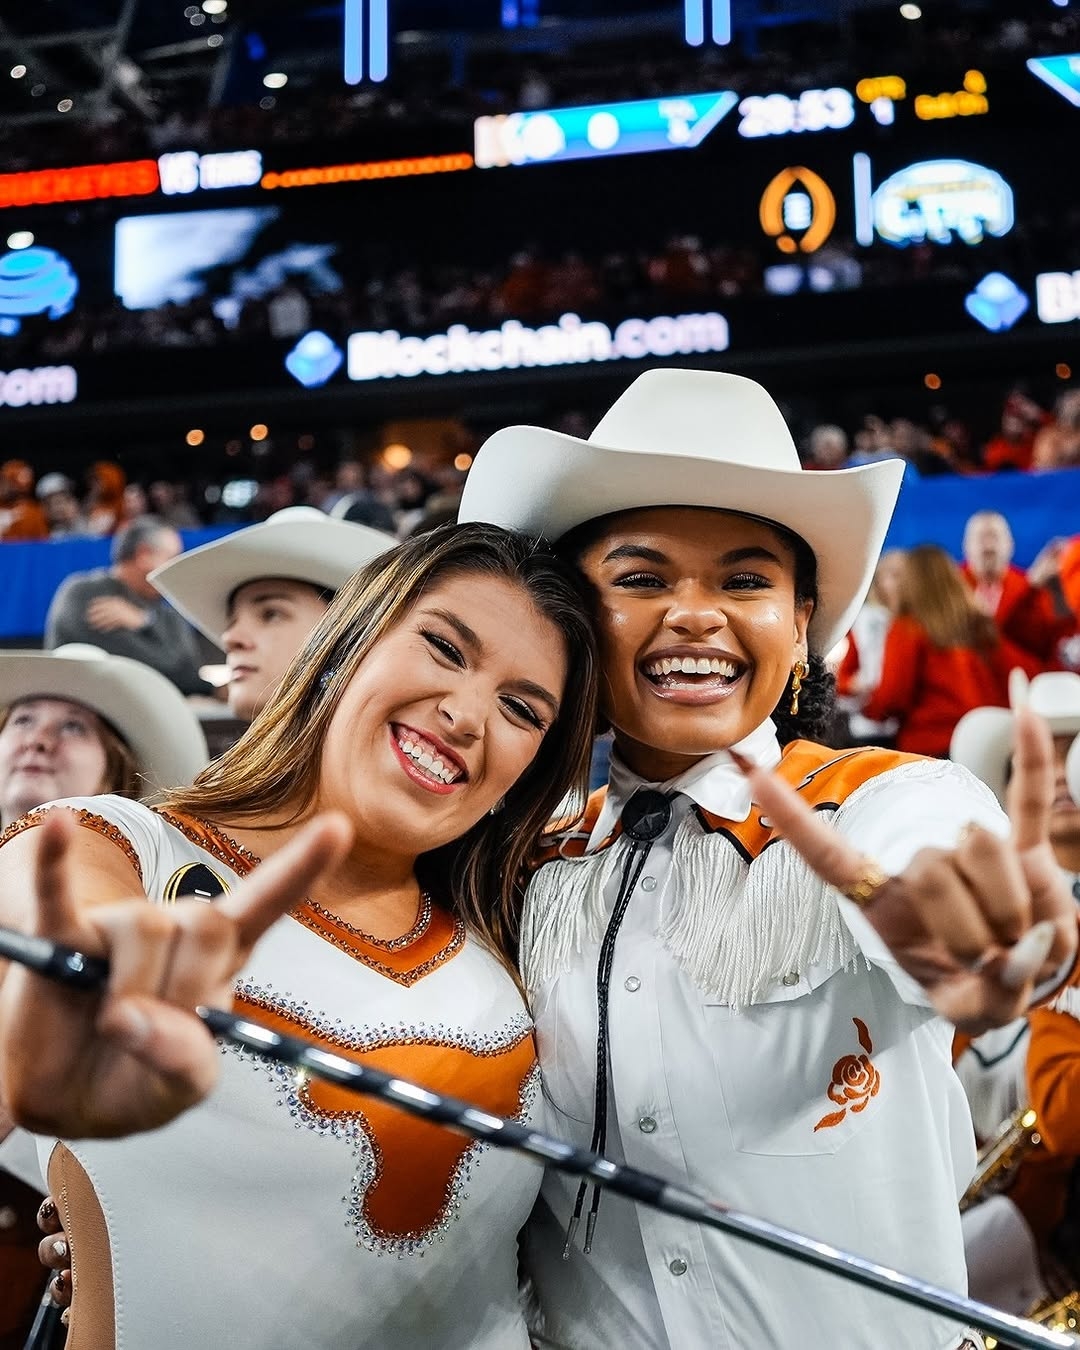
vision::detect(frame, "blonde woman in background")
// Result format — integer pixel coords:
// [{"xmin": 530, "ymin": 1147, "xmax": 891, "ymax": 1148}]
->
[{"xmin": 862, "ymin": 543, "xmax": 1043, "ymax": 757}]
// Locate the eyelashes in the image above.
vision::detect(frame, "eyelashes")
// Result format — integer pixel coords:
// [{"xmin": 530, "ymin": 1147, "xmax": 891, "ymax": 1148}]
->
[{"xmin": 421, "ymin": 629, "xmax": 545, "ymax": 730}]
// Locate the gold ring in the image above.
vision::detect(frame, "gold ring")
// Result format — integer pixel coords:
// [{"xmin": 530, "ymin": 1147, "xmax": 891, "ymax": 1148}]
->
[{"xmin": 840, "ymin": 859, "xmax": 890, "ymax": 908}]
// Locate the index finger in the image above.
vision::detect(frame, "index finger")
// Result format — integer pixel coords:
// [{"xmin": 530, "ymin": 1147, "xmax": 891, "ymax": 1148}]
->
[
  {"xmin": 729, "ymin": 750, "xmax": 869, "ymax": 892},
  {"xmin": 216, "ymin": 813, "xmax": 353, "ymax": 953},
  {"xmin": 1006, "ymin": 706, "xmax": 1054, "ymax": 853},
  {"xmin": 32, "ymin": 809, "xmax": 83, "ymax": 944}
]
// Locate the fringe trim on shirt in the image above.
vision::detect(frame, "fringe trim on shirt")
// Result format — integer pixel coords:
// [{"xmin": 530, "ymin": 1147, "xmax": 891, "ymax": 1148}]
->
[
  {"xmin": 657, "ymin": 814, "xmax": 863, "ymax": 1010},
  {"xmin": 520, "ymin": 843, "xmax": 624, "ymax": 995}
]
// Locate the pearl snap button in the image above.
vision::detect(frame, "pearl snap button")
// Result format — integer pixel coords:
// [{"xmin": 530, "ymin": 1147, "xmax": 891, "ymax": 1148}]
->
[
  {"xmin": 669, "ymin": 1258, "xmax": 688, "ymax": 1276},
  {"xmin": 640, "ymin": 876, "xmax": 657, "ymax": 892},
  {"xmin": 624, "ymin": 975, "xmax": 641, "ymax": 992},
  {"xmin": 782, "ymin": 971, "xmax": 800, "ymax": 986},
  {"xmin": 638, "ymin": 1115, "xmax": 657, "ymax": 1134},
  {"xmin": 0, "ymin": 1206, "xmax": 15, "ymax": 1230}
]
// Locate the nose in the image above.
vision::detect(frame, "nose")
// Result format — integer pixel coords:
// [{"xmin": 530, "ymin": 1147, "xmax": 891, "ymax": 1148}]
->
[
  {"xmin": 222, "ymin": 619, "xmax": 254, "ymax": 653},
  {"xmin": 436, "ymin": 681, "xmax": 485, "ymax": 743},
  {"xmin": 663, "ymin": 581, "xmax": 729, "ymax": 638}
]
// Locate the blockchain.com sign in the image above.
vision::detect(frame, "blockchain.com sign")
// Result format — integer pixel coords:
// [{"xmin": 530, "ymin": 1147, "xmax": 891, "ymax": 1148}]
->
[{"xmin": 346, "ymin": 310, "xmax": 729, "ymax": 381}]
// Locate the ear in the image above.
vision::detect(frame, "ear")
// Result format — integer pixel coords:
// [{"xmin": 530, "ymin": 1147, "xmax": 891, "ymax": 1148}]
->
[{"xmin": 793, "ymin": 598, "xmax": 813, "ymax": 653}]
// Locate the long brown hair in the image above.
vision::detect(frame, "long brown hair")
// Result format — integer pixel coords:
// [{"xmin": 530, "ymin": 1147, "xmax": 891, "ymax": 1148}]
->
[
  {"xmin": 899, "ymin": 544, "xmax": 998, "ymax": 650},
  {"xmin": 0, "ymin": 702, "xmax": 140, "ymax": 799},
  {"xmin": 163, "ymin": 523, "xmax": 599, "ymax": 968}
]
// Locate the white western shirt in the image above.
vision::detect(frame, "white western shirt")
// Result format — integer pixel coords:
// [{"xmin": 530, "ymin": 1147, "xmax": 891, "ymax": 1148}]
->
[{"xmin": 523, "ymin": 725, "xmax": 1003, "ymax": 1350}]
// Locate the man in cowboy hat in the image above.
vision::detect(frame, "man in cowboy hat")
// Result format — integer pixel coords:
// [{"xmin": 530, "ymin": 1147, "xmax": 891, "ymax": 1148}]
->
[
  {"xmin": 952, "ymin": 672, "xmax": 1080, "ymax": 1318},
  {"xmin": 149, "ymin": 507, "xmax": 395, "ymax": 722},
  {"xmin": 459, "ymin": 367, "xmax": 1076, "ymax": 1350}
]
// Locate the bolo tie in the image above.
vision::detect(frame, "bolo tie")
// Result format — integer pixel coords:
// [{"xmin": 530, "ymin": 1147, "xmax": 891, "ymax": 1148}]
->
[{"xmin": 564, "ymin": 787, "xmax": 673, "ymax": 1258}]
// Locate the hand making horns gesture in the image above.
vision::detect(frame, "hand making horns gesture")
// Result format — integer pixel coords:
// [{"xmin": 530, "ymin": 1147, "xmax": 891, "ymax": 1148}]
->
[
  {"xmin": 0, "ymin": 809, "xmax": 353, "ymax": 1139},
  {"xmin": 733, "ymin": 707, "xmax": 1078, "ymax": 1034}
]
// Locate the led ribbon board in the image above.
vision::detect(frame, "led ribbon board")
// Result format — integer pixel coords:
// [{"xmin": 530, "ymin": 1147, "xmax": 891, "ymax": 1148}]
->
[
  {"xmin": 1027, "ymin": 54, "xmax": 1080, "ymax": 108},
  {"xmin": 474, "ymin": 91, "xmax": 738, "ymax": 169}
]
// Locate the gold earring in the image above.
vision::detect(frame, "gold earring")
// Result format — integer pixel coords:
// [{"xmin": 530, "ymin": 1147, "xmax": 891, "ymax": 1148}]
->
[{"xmin": 789, "ymin": 659, "xmax": 809, "ymax": 716}]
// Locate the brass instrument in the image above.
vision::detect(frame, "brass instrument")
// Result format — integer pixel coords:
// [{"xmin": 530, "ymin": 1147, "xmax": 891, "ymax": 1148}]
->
[
  {"xmin": 984, "ymin": 1290, "xmax": 1080, "ymax": 1347},
  {"xmin": 961, "ymin": 1108, "xmax": 1042, "ymax": 1213}
]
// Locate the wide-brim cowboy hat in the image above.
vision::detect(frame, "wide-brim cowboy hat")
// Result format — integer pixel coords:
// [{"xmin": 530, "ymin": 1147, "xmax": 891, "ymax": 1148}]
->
[
  {"xmin": 0, "ymin": 644, "xmax": 209, "ymax": 794},
  {"xmin": 950, "ymin": 669, "xmax": 1080, "ymax": 805},
  {"xmin": 457, "ymin": 368, "xmax": 904, "ymax": 653},
  {"xmin": 149, "ymin": 507, "xmax": 396, "ymax": 646}
]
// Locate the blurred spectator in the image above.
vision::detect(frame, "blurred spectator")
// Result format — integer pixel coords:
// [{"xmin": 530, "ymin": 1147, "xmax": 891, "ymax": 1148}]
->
[
  {"xmin": 0, "ymin": 461, "xmax": 48, "ymax": 542},
  {"xmin": 960, "ymin": 510, "xmax": 1070, "ymax": 665},
  {"xmin": 320, "ymin": 459, "xmax": 367, "ymax": 514},
  {"xmin": 36, "ymin": 473, "xmax": 89, "ymax": 539},
  {"xmin": 84, "ymin": 461, "xmax": 128, "ymax": 536},
  {"xmin": 390, "ymin": 469, "xmax": 435, "ymax": 536},
  {"xmin": 847, "ymin": 415, "xmax": 900, "ymax": 468},
  {"xmin": 148, "ymin": 480, "xmax": 201, "ymax": 529},
  {"xmin": 44, "ymin": 516, "xmax": 211, "ymax": 696},
  {"xmin": 123, "ymin": 483, "xmax": 150, "ymax": 521},
  {"xmin": 1033, "ymin": 390, "xmax": 1080, "ymax": 470},
  {"xmin": 861, "ymin": 544, "xmax": 1042, "ymax": 757},
  {"xmin": 981, "ymin": 391, "xmax": 1048, "ymax": 473},
  {"xmin": 835, "ymin": 548, "xmax": 906, "ymax": 743},
  {"xmin": 805, "ymin": 423, "xmax": 849, "ymax": 469}
]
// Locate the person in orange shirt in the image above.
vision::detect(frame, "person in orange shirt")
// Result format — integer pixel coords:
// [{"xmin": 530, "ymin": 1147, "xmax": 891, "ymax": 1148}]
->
[
  {"xmin": 961, "ymin": 510, "xmax": 1071, "ymax": 666},
  {"xmin": 861, "ymin": 544, "xmax": 1041, "ymax": 757},
  {"xmin": 0, "ymin": 462, "xmax": 48, "ymax": 542}
]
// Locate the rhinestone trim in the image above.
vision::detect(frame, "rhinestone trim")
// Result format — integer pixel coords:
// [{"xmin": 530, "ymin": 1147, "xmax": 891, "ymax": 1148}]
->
[
  {"xmin": 229, "ymin": 982, "xmax": 539, "ymax": 1256},
  {"xmin": 0, "ymin": 806, "xmax": 143, "ymax": 884},
  {"xmin": 152, "ymin": 809, "xmax": 260, "ymax": 877},
  {"xmin": 292, "ymin": 904, "xmax": 465, "ymax": 986},
  {"xmin": 303, "ymin": 893, "xmax": 433, "ymax": 951}
]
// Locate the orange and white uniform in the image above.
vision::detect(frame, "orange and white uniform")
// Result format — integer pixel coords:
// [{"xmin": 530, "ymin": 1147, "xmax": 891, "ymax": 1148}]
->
[
  {"xmin": 2, "ymin": 796, "xmax": 540, "ymax": 1350},
  {"xmin": 957, "ymin": 884, "xmax": 1080, "ymax": 1314},
  {"xmin": 523, "ymin": 721, "xmax": 1004, "ymax": 1350}
]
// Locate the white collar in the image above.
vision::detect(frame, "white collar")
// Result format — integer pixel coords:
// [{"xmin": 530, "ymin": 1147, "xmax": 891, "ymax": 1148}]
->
[{"xmin": 586, "ymin": 719, "xmax": 782, "ymax": 853}]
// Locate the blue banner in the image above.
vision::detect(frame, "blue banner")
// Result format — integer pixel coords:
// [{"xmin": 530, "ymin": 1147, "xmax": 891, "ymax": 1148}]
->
[
  {"xmin": 1, "ymin": 472, "xmax": 1077, "ymax": 641},
  {"xmin": 1, "ymin": 525, "xmax": 238, "ymax": 642}
]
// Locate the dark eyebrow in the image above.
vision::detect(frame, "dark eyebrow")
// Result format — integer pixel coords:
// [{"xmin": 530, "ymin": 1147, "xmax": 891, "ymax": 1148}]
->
[
  {"xmin": 600, "ymin": 543, "xmax": 785, "ymax": 568},
  {"xmin": 717, "ymin": 546, "xmax": 786, "ymax": 568},
  {"xmin": 423, "ymin": 606, "xmax": 561, "ymax": 718},
  {"xmin": 600, "ymin": 544, "xmax": 670, "ymax": 566}
]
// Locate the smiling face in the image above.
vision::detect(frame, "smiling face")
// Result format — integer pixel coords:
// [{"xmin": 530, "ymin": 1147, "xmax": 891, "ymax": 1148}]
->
[
  {"xmin": 0, "ymin": 697, "xmax": 110, "ymax": 826},
  {"xmin": 223, "ymin": 579, "xmax": 332, "ymax": 721},
  {"xmin": 314, "ymin": 572, "xmax": 568, "ymax": 855},
  {"xmin": 577, "ymin": 507, "xmax": 813, "ymax": 782}
]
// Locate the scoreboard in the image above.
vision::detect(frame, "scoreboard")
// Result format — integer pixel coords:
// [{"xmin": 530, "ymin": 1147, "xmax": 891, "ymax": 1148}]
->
[{"xmin": 0, "ymin": 49, "xmax": 1077, "ymax": 416}]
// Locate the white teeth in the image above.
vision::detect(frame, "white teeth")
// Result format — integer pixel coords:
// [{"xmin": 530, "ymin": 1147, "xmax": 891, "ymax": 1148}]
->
[
  {"xmin": 643, "ymin": 655, "xmax": 740, "ymax": 679},
  {"xmin": 395, "ymin": 729, "xmax": 461, "ymax": 784}
]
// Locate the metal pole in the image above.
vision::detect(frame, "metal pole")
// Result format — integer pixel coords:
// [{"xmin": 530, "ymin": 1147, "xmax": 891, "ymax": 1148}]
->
[{"xmin": 201, "ymin": 1005, "xmax": 1078, "ymax": 1350}]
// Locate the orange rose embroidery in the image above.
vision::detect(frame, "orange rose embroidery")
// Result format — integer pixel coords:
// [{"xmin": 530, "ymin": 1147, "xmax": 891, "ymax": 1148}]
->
[{"xmin": 813, "ymin": 1017, "xmax": 880, "ymax": 1132}]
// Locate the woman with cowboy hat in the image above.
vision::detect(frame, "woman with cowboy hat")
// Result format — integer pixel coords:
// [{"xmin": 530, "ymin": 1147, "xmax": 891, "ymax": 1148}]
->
[
  {"xmin": 0, "ymin": 643, "xmax": 208, "ymax": 1347},
  {"xmin": 148, "ymin": 506, "xmax": 395, "ymax": 723},
  {"xmin": 456, "ymin": 367, "xmax": 1077, "ymax": 1350},
  {"xmin": 951, "ymin": 671, "xmax": 1080, "ymax": 1321},
  {"xmin": 0, "ymin": 523, "xmax": 600, "ymax": 1350}
]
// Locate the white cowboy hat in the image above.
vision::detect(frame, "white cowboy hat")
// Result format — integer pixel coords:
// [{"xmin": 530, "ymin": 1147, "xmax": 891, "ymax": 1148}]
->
[
  {"xmin": 149, "ymin": 506, "xmax": 396, "ymax": 646},
  {"xmin": 950, "ymin": 669, "xmax": 1080, "ymax": 805},
  {"xmin": 0, "ymin": 644, "xmax": 209, "ymax": 794},
  {"xmin": 457, "ymin": 368, "xmax": 904, "ymax": 653}
]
